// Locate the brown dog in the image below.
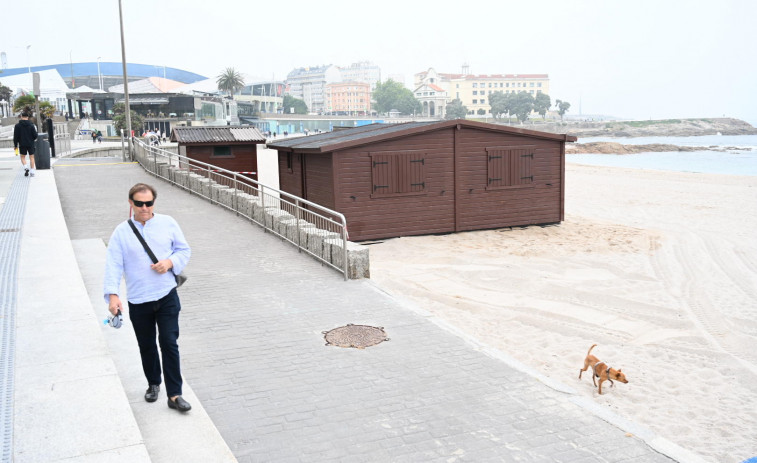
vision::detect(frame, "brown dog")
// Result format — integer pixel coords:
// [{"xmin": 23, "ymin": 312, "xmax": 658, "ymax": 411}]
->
[{"xmin": 579, "ymin": 344, "xmax": 628, "ymax": 394}]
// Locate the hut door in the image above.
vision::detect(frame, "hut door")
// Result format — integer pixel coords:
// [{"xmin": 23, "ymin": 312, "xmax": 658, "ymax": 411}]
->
[{"xmin": 300, "ymin": 154, "xmax": 308, "ymax": 200}]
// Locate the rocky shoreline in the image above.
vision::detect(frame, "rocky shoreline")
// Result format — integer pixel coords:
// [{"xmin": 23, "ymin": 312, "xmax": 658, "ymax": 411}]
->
[
  {"xmin": 565, "ymin": 141, "xmax": 752, "ymax": 155},
  {"xmin": 530, "ymin": 117, "xmax": 757, "ymax": 138}
]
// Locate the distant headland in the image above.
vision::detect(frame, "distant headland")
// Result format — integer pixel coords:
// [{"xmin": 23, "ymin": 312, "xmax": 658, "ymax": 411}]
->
[
  {"xmin": 518, "ymin": 118, "xmax": 757, "ymax": 154},
  {"xmin": 530, "ymin": 117, "xmax": 757, "ymax": 138}
]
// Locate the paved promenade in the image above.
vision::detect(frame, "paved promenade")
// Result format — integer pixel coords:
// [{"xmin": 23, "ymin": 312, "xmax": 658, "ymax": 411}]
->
[{"xmin": 1, "ymin": 144, "xmax": 704, "ymax": 462}]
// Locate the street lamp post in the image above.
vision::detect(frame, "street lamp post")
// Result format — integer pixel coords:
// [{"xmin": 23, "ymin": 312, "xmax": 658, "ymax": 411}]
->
[
  {"xmin": 26, "ymin": 45, "xmax": 32, "ymax": 92},
  {"xmin": 118, "ymin": 0, "xmax": 132, "ymax": 161},
  {"xmin": 97, "ymin": 56, "xmax": 103, "ymax": 90}
]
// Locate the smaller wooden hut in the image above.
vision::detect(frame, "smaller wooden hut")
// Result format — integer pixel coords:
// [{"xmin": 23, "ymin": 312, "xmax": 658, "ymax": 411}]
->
[
  {"xmin": 171, "ymin": 126, "xmax": 266, "ymax": 181},
  {"xmin": 268, "ymin": 120, "xmax": 577, "ymax": 241}
]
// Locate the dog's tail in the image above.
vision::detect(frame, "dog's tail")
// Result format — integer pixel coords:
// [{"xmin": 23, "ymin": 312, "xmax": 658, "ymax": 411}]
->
[{"xmin": 587, "ymin": 344, "xmax": 597, "ymax": 356}]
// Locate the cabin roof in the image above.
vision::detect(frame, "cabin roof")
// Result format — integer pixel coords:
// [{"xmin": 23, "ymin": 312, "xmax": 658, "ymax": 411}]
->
[
  {"xmin": 171, "ymin": 126, "xmax": 266, "ymax": 144},
  {"xmin": 267, "ymin": 119, "xmax": 576, "ymax": 153}
]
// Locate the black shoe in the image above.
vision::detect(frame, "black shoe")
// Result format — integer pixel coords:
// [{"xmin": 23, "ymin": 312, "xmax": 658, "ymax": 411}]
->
[
  {"xmin": 145, "ymin": 384, "xmax": 160, "ymax": 402},
  {"xmin": 168, "ymin": 396, "xmax": 191, "ymax": 412},
  {"xmin": 24, "ymin": 168, "xmax": 29, "ymax": 177}
]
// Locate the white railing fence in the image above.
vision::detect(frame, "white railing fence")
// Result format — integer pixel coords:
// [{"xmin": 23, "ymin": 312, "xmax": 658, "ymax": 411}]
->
[
  {"xmin": 131, "ymin": 138, "xmax": 350, "ymax": 280},
  {"xmin": 53, "ymin": 122, "xmax": 71, "ymax": 157}
]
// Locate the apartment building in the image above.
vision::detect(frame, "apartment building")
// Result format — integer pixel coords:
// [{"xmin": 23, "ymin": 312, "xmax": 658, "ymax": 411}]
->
[
  {"xmin": 339, "ymin": 61, "xmax": 381, "ymax": 91},
  {"xmin": 285, "ymin": 65, "xmax": 342, "ymax": 113},
  {"xmin": 325, "ymin": 81, "xmax": 371, "ymax": 115},
  {"xmin": 415, "ymin": 68, "xmax": 550, "ymax": 115}
]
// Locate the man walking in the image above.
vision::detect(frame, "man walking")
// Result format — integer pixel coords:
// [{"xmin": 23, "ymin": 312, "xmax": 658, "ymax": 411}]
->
[
  {"xmin": 13, "ymin": 110, "xmax": 37, "ymax": 177},
  {"xmin": 104, "ymin": 183, "xmax": 192, "ymax": 412}
]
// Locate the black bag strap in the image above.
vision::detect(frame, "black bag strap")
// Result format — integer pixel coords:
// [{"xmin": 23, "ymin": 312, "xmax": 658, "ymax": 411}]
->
[{"xmin": 128, "ymin": 219, "xmax": 158, "ymax": 264}]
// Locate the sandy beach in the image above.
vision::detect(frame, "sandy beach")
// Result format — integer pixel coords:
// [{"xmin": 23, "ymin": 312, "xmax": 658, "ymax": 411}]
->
[{"xmin": 369, "ymin": 163, "xmax": 757, "ymax": 463}]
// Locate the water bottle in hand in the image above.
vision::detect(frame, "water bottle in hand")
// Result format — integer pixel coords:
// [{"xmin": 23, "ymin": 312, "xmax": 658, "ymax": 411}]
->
[{"xmin": 104, "ymin": 309, "xmax": 123, "ymax": 329}]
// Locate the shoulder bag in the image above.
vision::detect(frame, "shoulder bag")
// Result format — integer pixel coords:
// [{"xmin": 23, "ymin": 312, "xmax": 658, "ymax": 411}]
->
[{"xmin": 128, "ymin": 219, "xmax": 188, "ymax": 288}]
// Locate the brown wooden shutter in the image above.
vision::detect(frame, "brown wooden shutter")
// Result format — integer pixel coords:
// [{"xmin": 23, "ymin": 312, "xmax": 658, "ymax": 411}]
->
[
  {"xmin": 399, "ymin": 153, "xmax": 426, "ymax": 193},
  {"xmin": 371, "ymin": 154, "xmax": 395, "ymax": 195},
  {"xmin": 487, "ymin": 147, "xmax": 534, "ymax": 189},
  {"xmin": 517, "ymin": 149, "xmax": 533, "ymax": 185},
  {"xmin": 487, "ymin": 149, "xmax": 506, "ymax": 188}
]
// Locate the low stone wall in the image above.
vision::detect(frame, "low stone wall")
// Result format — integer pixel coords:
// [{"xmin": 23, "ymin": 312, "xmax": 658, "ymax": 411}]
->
[{"xmin": 148, "ymin": 157, "xmax": 369, "ymax": 279}]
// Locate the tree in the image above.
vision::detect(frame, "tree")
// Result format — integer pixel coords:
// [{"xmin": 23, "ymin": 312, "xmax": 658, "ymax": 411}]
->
[
  {"xmin": 0, "ymin": 83, "xmax": 11, "ymax": 102},
  {"xmin": 555, "ymin": 99, "xmax": 571, "ymax": 121},
  {"xmin": 373, "ymin": 79, "xmax": 421, "ymax": 115},
  {"xmin": 444, "ymin": 99, "xmax": 467, "ymax": 120},
  {"xmin": 13, "ymin": 95, "xmax": 56, "ymax": 128},
  {"xmin": 216, "ymin": 67, "xmax": 245, "ymax": 98},
  {"xmin": 488, "ymin": 91, "xmax": 509, "ymax": 120},
  {"xmin": 395, "ymin": 91, "xmax": 422, "ymax": 116},
  {"xmin": 533, "ymin": 93, "xmax": 551, "ymax": 120},
  {"xmin": 477, "ymin": 108, "xmax": 486, "ymax": 116},
  {"xmin": 112, "ymin": 103, "xmax": 144, "ymax": 136},
  {"xmin": 13, "ymin": 94, "xmax": 36, "ymax": 112},
  {"xmin": 282, "ymin": 95, "xmax": 308, "ymax": 114},
  {"xmin": 512, "ymin": 91, "xmax": 535, "ymax": 124}
]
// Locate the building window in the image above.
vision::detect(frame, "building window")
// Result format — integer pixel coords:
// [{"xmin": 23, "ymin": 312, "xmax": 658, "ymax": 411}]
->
[
  {"xmin": 456, "ymin": 92, "xmax": 459, "ymax": 98},
  {"xmin": 286, "ymin": 153, "xmax": 293, "ymax": 172},
  {"xmin": 472, "ymin": 83, "xmax": 478, "ymax": 88},
  {"xmin": 537, "ymin": 83, "xmax": 542, "ymax": 87},
  {"xmin": 456, "ymin": 84, "xmax": 459, "ymax": 88},
  {"xmin": 473, "ymin": 90, "xmax": 478, "ymax": 95},
  {"xmin": 480, "ymin": 99, "xmax": 486, "ymax": 104},
  {"xmin": 473, "ymin": 99, "xmax": 478, "ymax": 104},
  {"xmin": 486, "ymin": 147, "xmax": 534, "ymax": 190},
  {"xmin": 529, "ymin": 90, "xmax": 534, "ymax": 94},
  {"xmin": 371, "ymin": 152, "xmax": 426, "ymax": 198},
  {"xmin": 530, "ymin": 83, "xmax": 534, "ymax": 87},
  {"xmin": 212, "ymin": 146, "xmax": 232, "ymax": 157},
  {"xmin": 506, "ymin": 83, "xmax": 510, "ymax": 88}
]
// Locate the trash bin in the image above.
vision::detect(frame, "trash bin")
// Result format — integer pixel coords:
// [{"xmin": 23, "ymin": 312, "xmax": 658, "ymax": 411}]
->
[{"xmin": 35, "ymin": 133, "xmax": 51, "ymax": 170}]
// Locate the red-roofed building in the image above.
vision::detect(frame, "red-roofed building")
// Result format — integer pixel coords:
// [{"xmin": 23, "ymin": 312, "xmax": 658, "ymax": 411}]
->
[{"xmin": 413, "ymin": 83, "xmax": 447, "ymax": 118}]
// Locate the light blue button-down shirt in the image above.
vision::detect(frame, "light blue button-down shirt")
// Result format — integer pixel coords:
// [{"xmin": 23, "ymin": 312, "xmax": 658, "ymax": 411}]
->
[{"xmin": 104, "ymin": 213, "xmax": 191, "ymax": 304}]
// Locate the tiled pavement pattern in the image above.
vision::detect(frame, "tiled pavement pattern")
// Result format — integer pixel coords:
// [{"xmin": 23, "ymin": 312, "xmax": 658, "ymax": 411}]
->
[{"xmin": 55, "ymin": 158, "xmax": 676, "ymax": 462}]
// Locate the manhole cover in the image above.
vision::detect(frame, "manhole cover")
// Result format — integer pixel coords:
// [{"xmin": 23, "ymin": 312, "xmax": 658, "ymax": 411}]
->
[{"xmin": 323, "ymin": 324, "xmax": 389, "ymax": 349}]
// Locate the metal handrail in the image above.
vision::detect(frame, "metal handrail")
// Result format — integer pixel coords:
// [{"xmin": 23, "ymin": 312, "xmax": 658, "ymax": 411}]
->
[
  {"xmin": 53, "ymin": 122, "xmax": 71, "ymax": 157},
  {"xmin": 131, "ymin": 138, "xmax": 349, "ymax": 280}
]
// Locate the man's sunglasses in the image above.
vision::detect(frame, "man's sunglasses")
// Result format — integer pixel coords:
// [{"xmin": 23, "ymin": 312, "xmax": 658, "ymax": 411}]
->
[{"xmin": 132, "ymin": 200, "xmax": 154, "ymax": 208}]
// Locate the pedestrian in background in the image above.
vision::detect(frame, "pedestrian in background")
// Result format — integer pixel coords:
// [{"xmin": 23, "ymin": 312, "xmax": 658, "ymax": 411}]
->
[
  {"xmin": 103, "ymin": 183, "xmax": 192, "ymax": 412},
  {"xmin": 13, "ymin": 110, "xmax": 37, "ymax": 177}
]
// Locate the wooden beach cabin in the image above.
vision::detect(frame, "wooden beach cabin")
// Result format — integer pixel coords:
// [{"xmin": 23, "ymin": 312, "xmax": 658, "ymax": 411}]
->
[
  {"xmin": 171, "ymin": 126, "xmax": 266, "ymax": 181},
  {"xmin": 267, "ymin": 120, "xmax": 577, "ymax": 241}
]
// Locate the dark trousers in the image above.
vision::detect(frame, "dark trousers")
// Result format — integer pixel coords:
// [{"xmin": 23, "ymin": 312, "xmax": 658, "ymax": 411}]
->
[{"xmin": 128, "ymin": 288, "xmax": 183, "ymax": 397}]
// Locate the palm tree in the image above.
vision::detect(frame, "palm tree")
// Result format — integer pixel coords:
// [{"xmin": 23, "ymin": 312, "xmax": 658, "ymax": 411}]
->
[{"xmin": 216, "ymin": 67, "xmax": 245, "ymax": 98}]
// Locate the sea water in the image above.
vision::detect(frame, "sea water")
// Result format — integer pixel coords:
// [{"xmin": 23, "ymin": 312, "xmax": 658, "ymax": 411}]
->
[{"xmin": 567, "ymin": 134, "xmax": 757, "ymax": 176}]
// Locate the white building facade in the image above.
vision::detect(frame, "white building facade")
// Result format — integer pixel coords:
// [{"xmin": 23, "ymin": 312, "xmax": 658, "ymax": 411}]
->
[
  {"xmin": 285, "ymin": 65, "xmax": 342, "ymax": 113},
  {"xmin": 338, "ymin": 61, "xmax": 381, "ymax": 91}
]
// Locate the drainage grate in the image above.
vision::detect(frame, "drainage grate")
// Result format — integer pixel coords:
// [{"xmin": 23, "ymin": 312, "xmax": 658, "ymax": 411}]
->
[
  {"xmin": 0, "ymin": 229, "xmax": 20, "ymax": 233},
  {"xmin": 323, "ymin": 324, "xmax": 389, "ymax": 349}
]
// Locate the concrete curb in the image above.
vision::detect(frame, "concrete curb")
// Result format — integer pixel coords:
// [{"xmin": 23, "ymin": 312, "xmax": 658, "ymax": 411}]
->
[{"xmin": 14, "ymin": 168, "xmax": 149, "ymax": 462}]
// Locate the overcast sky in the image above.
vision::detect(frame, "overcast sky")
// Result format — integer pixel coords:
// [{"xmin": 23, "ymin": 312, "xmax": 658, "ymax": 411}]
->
[{"xmin": 2, "ymin": 0, "xmax": 755, "ymax": 123}]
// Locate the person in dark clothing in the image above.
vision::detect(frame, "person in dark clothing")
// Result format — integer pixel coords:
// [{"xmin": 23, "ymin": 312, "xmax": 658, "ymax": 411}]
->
[{"xmin": 13, "ymin": 111, "xmax": 38, "ymax": 177}]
